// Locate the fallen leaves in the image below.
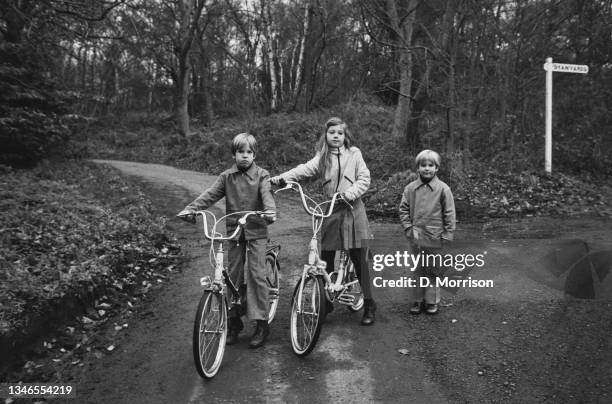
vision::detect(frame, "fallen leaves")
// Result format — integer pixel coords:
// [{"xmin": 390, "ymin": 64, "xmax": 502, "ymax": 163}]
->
[
  {"xmin": 0, "ymin": 161, "xmax": 182, "ymax": 377},
  {"xmin": 366, "ymin": 169, "xmax": 611, "ymax": 220}
]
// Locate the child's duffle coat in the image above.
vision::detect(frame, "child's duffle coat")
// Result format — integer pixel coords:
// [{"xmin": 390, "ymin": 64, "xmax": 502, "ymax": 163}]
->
[{"xmin": 280, "ymin": 146, "xmax": 371, "ymax": 250}]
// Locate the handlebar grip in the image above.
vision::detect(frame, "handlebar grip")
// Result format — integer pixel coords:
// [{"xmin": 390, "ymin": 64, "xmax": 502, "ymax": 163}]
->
[{"xmin": 177, "ymin": 210, "xmax": 196, "ymax": 224}]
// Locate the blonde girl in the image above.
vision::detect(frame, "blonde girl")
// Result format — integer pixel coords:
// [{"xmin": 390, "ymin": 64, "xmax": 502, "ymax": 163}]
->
[{"xmin": 271, "ymin": 117, "xmax": 376, "ymax": 325}]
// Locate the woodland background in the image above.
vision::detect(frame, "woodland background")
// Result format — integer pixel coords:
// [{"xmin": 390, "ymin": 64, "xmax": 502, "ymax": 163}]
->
[
  {"xmin": 1, "ymin": 0, "xmax": 611, "ymax": 174},
  {"xmin": 1, "ymin": 0, "xmax": 612, "ymax": 382}
]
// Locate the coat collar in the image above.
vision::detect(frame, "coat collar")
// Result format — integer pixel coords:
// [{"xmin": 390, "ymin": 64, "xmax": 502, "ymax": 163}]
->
[
  {"xmin": 330, "ymin": 145, "xmax": 347, "ymax": 155},
  {"xmin": 415, "ymin": 175, "xmax": 440, "ymax": 190},
  {"xmin": 228, "ymin": 162, "xmax": 258, "ymax": 179}
]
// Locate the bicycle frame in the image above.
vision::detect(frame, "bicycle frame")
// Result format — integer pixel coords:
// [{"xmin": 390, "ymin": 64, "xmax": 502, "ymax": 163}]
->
[
  {"xmin": 183, "ymin": 208, "xmax": 277, "ymax": 377},
  {"xmin": 195, "ymin": 209, "xmax": 278, "ymax": 305},
  {"xmin": 278, "ymin": 181, "xmax": 364, "ymax": 355},
  {"xmin": 194, "ymin": 210, "xmax": 254, "ymax": 303},
  {"xmin": 276, "ymin": 181, "xmax": 358, "ymax": 310}
]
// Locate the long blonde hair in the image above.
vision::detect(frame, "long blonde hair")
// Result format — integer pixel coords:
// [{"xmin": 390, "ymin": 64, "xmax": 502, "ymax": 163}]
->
[{"xmin": 316, "ymin": 117, "xmax": 354, "ymax": 174}]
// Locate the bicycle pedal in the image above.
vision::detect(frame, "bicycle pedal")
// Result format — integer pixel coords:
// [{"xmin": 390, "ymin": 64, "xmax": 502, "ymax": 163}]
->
[
  {"xmin": 337, "ymin": 294, "xmax": 356, "ymax": 305},
  {"xmin": 327, "ymin": 283, "xmax": 344, "ymax": 293}
]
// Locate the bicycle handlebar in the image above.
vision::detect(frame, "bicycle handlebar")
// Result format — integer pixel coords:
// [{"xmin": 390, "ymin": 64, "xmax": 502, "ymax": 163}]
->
[
  {"xmin": 274, "ymin": 180, "xmax": 351, "ymax": 218},
  {"xmin": 177, "ymin": 210, "xmax": 274, "ymax": 241}
]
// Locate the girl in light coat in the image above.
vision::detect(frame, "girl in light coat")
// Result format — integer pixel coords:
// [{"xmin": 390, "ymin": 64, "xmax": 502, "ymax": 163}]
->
[{"xmin": 271, "ymin": 117, "xmax": 376, "ymax": 325}]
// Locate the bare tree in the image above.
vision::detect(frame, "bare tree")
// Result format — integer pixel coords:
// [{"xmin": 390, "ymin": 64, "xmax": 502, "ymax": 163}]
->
[
  {"xmin": 261, "ymin": 0, "xmax": 281, "ymax": 111},
  {"xmin": 292, "ymin": 0, "xmax": 312, "ymax": 109},
  {"xmin": 360, "ymin": 0, "xmax": 420, "ymax": 143},
  {"xmin": 174, "ymin": 0, "xmax": 207, "ymax": 135}
]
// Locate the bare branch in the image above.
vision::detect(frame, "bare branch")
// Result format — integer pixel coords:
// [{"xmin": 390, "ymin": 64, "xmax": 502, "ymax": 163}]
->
[{"xmin": 44, "ymin": 0, "xmax": 127, "ymax": 22}]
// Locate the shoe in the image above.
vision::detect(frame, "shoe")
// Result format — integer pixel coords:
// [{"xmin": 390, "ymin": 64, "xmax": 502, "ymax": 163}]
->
[
  {"xmin": 361, "ymin": 299, "xmax": 376, "ymax": 326},
  {"xmin": 409, "ymin": 301, "xmax": 423, "ymax": 315},
  {"xmin": 425, "ymin": 303, "xmax": 439, "ymax": 315},
  {"xmin": 248, "ymin": 320, "xmax": 270, "ymax": 349},
  {"xmin": 226, "ymin": 317, "xmax": 243, "ymax": 345}
]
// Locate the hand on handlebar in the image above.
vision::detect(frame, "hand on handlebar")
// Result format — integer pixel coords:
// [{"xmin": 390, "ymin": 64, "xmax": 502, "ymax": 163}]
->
[
  {"xmin": 270, "ymin": 176, "xmax": 286, "ymax": 187},
  {"xmin": 259, "ymin": 210, "xmax": 277, "ymax": 224},
  {"xmin": 339, "ymin": 192, "xmax": 353, "ymax": 203},
  {"xmin": 177, "ymin": 209, "xmax": 196, "ymax": 224}
]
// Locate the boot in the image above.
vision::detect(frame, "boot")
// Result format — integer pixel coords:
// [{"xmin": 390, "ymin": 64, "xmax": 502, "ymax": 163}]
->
[
  {"xmin": 248, "ymin": 320, "xmax": 270, "ymax": 349},
  {"xmin": 226, "ymin": 317, "xmax": 243, "ymax": 345},
  {"xmin": 361, "ymin": 298, "xmax": 376, "ymax": 326}
]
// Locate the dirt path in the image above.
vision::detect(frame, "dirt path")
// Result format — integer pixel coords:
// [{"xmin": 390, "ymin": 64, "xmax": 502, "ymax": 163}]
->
[{"xmin": 70, "ymin": 160, "xmax": 612, "ymax": 403}]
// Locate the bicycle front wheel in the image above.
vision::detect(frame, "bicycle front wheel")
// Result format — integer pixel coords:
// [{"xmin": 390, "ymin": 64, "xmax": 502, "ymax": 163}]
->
[
  {"xmin": 193, "ymin": 290, "xmax": 227, "ymax": 379},
  {"xmin": 266, "ymin": 255, "xmax": 280, "ymax": 323},
  {"xmin": 290, "ymin": 274, "xmax": 325, "ymax": 356}
]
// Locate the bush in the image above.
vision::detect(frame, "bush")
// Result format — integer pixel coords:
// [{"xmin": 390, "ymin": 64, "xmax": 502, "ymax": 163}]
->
[{"xmin": 0, "ymin": 43, "xmax": 69, "ymax": 167}]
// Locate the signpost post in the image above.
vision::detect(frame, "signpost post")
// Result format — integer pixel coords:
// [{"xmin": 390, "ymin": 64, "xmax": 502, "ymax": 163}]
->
[{"xmin": 542, "ymin": 58, "xmax": 589, "ymax": 173}]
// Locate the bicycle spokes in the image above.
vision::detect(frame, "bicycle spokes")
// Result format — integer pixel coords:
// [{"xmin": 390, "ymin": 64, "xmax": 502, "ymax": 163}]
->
[
  {"xmin": 296, "ymin": 282, "xmax": 318, "ymax": 344},
  {"xmin": 193, "ymin": 292, "xmax": 227, "ymax": 378},
  {"xmin": 290, "ymin": 275, "xmax": 324, "ymax": 356}
]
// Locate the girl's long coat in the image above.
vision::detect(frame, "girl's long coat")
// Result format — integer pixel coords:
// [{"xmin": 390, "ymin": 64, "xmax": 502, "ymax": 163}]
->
[{"xmin": 280, "ymin": 146, "xmax": 372, "ymax": 249}]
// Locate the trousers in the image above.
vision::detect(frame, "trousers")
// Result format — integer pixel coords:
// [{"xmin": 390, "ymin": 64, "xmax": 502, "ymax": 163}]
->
[
  {"xmin": 411, "ymin": 246, "xmax": 442, "ymax": 304},
  {"xmin": 227, "ymin": 237, "xmax": 268, "ymax": 321}
]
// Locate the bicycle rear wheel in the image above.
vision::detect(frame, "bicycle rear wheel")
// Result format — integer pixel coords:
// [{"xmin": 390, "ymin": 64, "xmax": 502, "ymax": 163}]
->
[
  {"xmin": 266, "ymin": 254, "xmax": 280, "ymax": 323},
  {"xmin": 290, "ymin": 274, "xmax": 324, "ymax": 356},
  {"xmin": 193, "ymin": 290, "xmax": 227, "ymax": 379}
]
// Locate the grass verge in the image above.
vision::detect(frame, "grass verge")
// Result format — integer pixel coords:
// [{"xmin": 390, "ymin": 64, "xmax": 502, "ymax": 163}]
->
[{"xmin": 0, "ymin": 160, "xmax": 182, "ymax": 379}]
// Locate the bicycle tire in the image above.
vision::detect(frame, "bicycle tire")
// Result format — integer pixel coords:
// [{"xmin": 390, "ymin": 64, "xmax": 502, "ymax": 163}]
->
[
  {"xmin": 290, "ymin": 274, "xmax": 325, "ymax": 356},
  {"xmin": 266, "ymin": 254, "xmax": 280, "ymax": 324},
  {"xmin": 193, "ymin": 290, "xmax": 227, "ymax": 379},
  {"xmin": 345, "ymin": 260, "xmax": 365, "ymax": 312}
]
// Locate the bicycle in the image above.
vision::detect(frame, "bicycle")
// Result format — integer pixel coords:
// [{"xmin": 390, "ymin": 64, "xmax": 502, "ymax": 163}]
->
[
  {"xmin": 275, "ymin": 180, "xmax": 364, "ymax": 356},
  {"xmin": 177, "ymin": 209, "xmax": 280, "ymax": 378}
]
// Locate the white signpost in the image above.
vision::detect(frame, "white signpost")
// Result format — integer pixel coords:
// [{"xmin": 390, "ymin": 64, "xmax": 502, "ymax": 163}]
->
[{"xmin": 542, "ymin": 57, "xmax": 589, "ymax": 173}]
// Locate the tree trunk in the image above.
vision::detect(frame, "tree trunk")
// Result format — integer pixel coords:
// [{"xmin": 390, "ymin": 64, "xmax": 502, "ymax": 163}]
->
[
  {"xmin": 293, "ymin": 0, "xmax": 312, "ymax": 110},
  {"xmin": 174, "ymin": 0, "xmax": 205, "ymax": 136},
  {"xmin": 290, "ymin": 42, "xmax": 300, "ymax": 93},
  {"xmin": 393, "ymin": 48, "xmax": 414, "ymax": 142},
  {"xmin": 91, "ymin": 46, "xmax": 97, "ymax": 94},
  {"xmin": 218, "ymin": 56, "xmax": 226, "ymax": 111},
  {"xmin": 176, "ymin": 58, "xmax": 191, "ymax": 136},
  {"xmin": 442, "ymin": 0, "xmax": 458, "ymax": 154},
  {"xmin": 199, "ymin": 52, "xmax": 214, "ymax": 126},
  {"xmin": 80, "ymin": 45, "xmax": 88, "ymax": 91},
  {"xmin": 261, "ymin": 0, "xmax": 280, "ymax": 111},
  {"xmin": 386, "ymin": 0, "xmax": 418, "ymax": 145}
]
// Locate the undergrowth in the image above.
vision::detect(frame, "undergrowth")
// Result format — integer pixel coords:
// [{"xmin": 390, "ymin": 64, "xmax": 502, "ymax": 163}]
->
[
  {"xmin": 82, "ymin": 103, "xmax": 612, "ymax": 221},
  {"xmin": 0, "ymin": 160, "xmax": 181, "ymax": 371}
]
